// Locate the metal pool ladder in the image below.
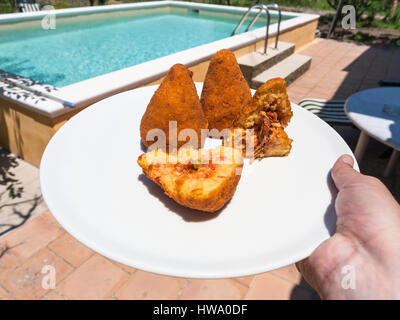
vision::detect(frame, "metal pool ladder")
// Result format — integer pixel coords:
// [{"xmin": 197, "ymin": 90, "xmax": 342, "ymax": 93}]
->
[{"xmin": 231, "ymin": 2, "xmax": 282, "ymax": 55}]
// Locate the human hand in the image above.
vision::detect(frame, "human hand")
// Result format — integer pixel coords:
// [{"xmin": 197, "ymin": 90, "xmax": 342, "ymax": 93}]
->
[{"xmin": 296, "ymin": 154, "xmax": 400, "ymax": 299}]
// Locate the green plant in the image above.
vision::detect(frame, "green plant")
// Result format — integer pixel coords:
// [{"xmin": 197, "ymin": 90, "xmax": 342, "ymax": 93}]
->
[
  {"xmin": 179, "ymin": 0, "xmax": 332, "ymax": 10},
  {"xmin": 0, "ymin": 0, "xmax": 15, "ymax": 13},
  {"xmin": 387, "ymin": 4, "xmax": 400, "ymax": 25},
  {"xmin": 274, "ymin": 0, "xmax": 332, "ymax": 10},
  {"xmin": 98, "ymin": 0, "xmax": 108, "ymax": 5},
  {"xmin": 347, "ymin": 0, "xmax": 400, "ymax": 30},
  {"xmin": 345, "ymin": 31, "xmax": 376, "ymax": 42},
  {"xmin": 326, "ymin": 0, "xmax": 378, "ymax": 20},
  {"xmin": 53, "ymin": 1, "xmax": 69, "ymax": 9},
  {"xmin": 0, "ymin": 3, "xmax": 12, "ymax": 13},
  {"xmin": 392, "ymin": 37, "xmax": 400, "ymax": 45},
  {"xmin": 356, "ymin": 17, "xmax": 400, "ymax": 30}
]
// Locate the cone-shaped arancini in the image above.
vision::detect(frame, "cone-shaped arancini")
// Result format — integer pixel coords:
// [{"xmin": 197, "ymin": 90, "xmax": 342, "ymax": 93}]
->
[
  {"xmin": 140, "ymin": 64, "xmax": 208, "ymax": 149},
  {"xmin": 201, "ymin": 49, "xmax": 252, "ymax": 132}
]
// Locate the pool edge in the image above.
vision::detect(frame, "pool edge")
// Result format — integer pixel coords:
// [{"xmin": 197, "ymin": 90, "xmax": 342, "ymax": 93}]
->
[{"xmin": 0, "ymin": 1, "xmax": 319, "ymax": 167}]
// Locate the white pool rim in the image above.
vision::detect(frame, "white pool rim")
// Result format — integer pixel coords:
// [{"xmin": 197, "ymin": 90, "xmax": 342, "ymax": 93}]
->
[{"xmin": 0, "ymin": 1, "xmax": 319, "ymax": 117}]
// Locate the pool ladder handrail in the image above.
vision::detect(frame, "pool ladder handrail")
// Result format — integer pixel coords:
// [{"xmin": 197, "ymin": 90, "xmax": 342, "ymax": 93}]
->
[{"xmin": 231, "ymin": 2, "xmax": 282, "ymax": 55}]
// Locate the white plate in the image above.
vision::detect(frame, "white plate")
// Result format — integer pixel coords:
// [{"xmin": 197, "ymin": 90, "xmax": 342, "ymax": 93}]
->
[{"xmin": 40, "ymin": 83, "xmax": 357, "ymax": 279}]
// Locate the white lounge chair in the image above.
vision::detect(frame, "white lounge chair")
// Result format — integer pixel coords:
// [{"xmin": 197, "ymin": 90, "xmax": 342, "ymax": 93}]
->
[
  {"xmin": 298, "ymin": 98, "xmax": 350, "ymax": 124},
  {"xmin": 18, "ymin": 0, "xmax": 40, "ymax": 12}
]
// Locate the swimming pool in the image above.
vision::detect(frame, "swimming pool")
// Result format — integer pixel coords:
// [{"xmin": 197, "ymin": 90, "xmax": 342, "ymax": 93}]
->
[
  {"xmin": 0, "ymin": 6, "xmax": 286, "ymax": 87},
  {"xmin": 0, "ymin": 1, "xmax": 319, "ymax": 167},
  {"xmin": 0, "ymin": 1, "xmax": 319, "ymax": 115}
]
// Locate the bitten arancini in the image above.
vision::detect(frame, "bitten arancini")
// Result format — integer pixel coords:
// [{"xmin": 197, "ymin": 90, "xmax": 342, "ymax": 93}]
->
[
  {"xmin": 228, "ymin": 78, "xmax": 293, "ymax": 159},
  {"xmin": 137, "ymin": 146, "xmax": 243, "ymax": 212},
  {"xmin": 236, "ymin": 77, "xmax": 293, "ymax": 129}
]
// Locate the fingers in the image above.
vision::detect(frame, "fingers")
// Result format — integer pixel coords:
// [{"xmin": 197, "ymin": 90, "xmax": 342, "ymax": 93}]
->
[
  {"xmin": 331, "ymin": 154, "xmax": 361, "ymax": 191},
  {"xmin": 295, "ymin": 259, "xmax": 307, "ymax": 275},
  {"xmin": 296, "ymin": 258, "xmax": 313, "ymax": 283},
  {"xmin": 296, "ymin": 259, "xmax": 320, "ymax": 295}
]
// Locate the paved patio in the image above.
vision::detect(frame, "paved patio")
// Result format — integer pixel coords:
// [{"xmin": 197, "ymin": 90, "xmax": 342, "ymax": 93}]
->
[
  {"xmin": 289, "ymin": 38, "xmax": 400, "ymax": 199},
  {"xmin": 0, "ymin": 148, "xmax": 48, "ymax": 238},
  {"xmin": 0, "ymin": 38, "xmax": 399, "ymax": 299}
]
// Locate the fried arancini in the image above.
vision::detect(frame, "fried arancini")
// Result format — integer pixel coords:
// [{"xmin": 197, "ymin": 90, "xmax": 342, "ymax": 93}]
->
[
  {"xmin": 229, "ymin": 78, "xmax": 293, "ymax": 159},
  {"xmin": 140, "ymin": 64, "xmax": 208, "ymax": 149},
  {"xmin": 200, "ymin": 49, "xmax": 252, "ymax": 132},
  {"xmin": 235, "ymin": 78, "xmax": 292, "ymax": 129},
  {"xmin": 226, "ymin": 125, "xmax": 292, "ymax": 158},
  {"xmin": 137, "ymin": 146, "xmax": 243, "ymax": 212}
]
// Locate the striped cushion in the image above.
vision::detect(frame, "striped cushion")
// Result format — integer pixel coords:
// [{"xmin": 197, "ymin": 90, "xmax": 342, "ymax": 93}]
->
[
  {"xmin": 298, "ymin": 98, "xmax": 351, "ymax": 124},
  {"xmin": 20, "ymin": 3, "xmax": 40, "ymax": 12}
]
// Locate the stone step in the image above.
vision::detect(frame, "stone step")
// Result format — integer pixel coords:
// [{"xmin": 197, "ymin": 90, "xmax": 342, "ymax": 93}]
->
[
  {"xmin": 251, "ymin": 54, "xmax": 312, "ymax": 89},
  {"xmin": 238, "ymin": 42, "xmax": 295, "ymax": 83}
]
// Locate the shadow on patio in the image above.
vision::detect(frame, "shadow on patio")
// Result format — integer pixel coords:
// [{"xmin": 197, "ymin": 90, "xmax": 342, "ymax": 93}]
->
[{"xmin": 288, "ymin": 39, "xmax": 400, "ymax": 201}]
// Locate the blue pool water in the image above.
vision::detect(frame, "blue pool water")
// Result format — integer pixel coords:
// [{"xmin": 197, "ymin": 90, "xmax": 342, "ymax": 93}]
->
[{"xmin": 0, "ymin": 8, "xmax": 287, "ymax": 87}]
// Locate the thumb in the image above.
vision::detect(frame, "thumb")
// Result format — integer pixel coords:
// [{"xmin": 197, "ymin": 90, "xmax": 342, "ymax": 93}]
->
[
  {"xmin": 296, "ymin": 258, "xmax": 323, "ymax": 298},
  {"xmin": 331, "ymin": 154, "xmax": 361, "ymax": 191}
]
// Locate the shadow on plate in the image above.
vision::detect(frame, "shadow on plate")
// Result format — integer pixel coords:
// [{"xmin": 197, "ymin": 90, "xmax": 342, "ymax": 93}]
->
[
  {"xmin": 140, "ymin": 141, "xmax": 147, "ymax": 153},
  {"xmin": 138, "ymin": 174, "xmax": 222, "ymax": 222},
  {"xmin": 324, "ymin": 170, "xmax": 337, "ymax": 236}
]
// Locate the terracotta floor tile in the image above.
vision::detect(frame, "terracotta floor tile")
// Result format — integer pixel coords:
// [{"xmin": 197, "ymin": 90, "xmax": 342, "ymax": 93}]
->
[
  {"xmin": 245, "ymin": 273, "xmax": 315, "ymax": 300},
  {"xmin": 306, "ymin": 89, "xmax": 334, "ymax": 100},
  {"xmin": 111, "ymin": 261, "xmax": 136, "ymax": 274},
  {"xmin": 0, "ymin": 251, "xmax": 20, "ymax": 278},
  {"xmin": 57, "ymin": 254, "xmax": 128, "ymax": 300},
  {"xmin": 115, "ymin": 270, "xmax": 186, "ymax": 300},
  {"xmin": 287, "ymin": 85, "xmax": 305, "ymax": 94},
  {"xmin": 0, "ymin": 216, "xmax": 63, "ymax": 262},
  {"xmin": 313, "ymin": 83, "xmax": 339, "ymax": 93},
  {"xmin": 272, "ymin": 264, "xmax": 318, "ymax": 293},
  {"xmin": 271, "ymin": 264, "xmax": 301, "ymax": 285},
  {"xmin": 0, "ymin": 285, "xmax": 12, "ymax": 300},
  {"xmin": 179, "ymin": 279, "xmax": 247, "ymax": 300},
  {"xmin": 290, "ymin": 88, "xmax": 309, "ymax": 98},
  {"xmin": 289, "ymin": 94, "xmax": 306, "ymax": 105},
  {"xmin": 48, "ymin": 232, "xmax": 94, "ymax": 267},
  {"xmin": 41, "ymin": 290, "xmax": 66, "ymax": 300},
  {"xmin": 0, "ymin": 248, "xmax": 73, "ymax": 300},
  {"xmin": 290, "ymin": 78, "xmax": 317, "ymax": 90},
  {"xmin": 41, "ymin": 211, "xmax": 63, "ymax": 230},
  {"xmin": 233, "ymin": 276, "xmax": 255, "ymax": 287},
  {"xmin": 317, "ymin": 79, "xmax": 347, "ymax": 91},
  {"xmin": 309, "ymin": 66, "xmax": 331, "ymax": 76}
]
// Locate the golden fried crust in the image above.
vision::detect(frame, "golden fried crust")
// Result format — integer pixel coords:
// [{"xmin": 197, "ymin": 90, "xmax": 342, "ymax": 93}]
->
[
  {"xmin": 176, "ymin": 173, "xmax": 242, "ymax": 212},
  {"xmin": 235, "ymin": 77, "xmax": 292, "ymax": 128},
  {"xmin": 137, "ymin": 147, "xmax": 243, "ymax": 212},
  {"xmin": 140, "ymin": 64, "xmax": 208, "ymax": 149},
  {"xmin": 201, "ymin": 49, "xmax": 252, "ymax": 132}
]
